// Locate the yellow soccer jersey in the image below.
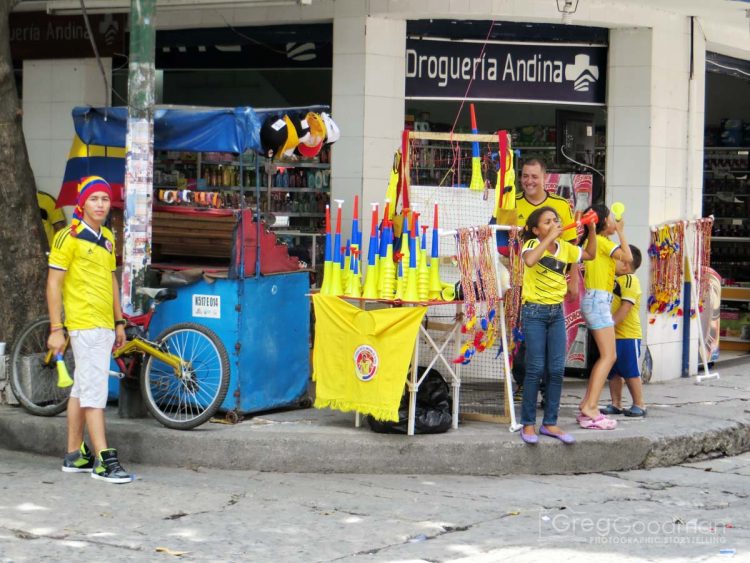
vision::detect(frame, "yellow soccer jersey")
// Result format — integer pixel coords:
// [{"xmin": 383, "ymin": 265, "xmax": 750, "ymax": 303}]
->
[
  {"xmin": 584, "ymin": 234, "xmax": 619, "ymax": 292},
  {"xmin": 37, "ymin": 192, "xmax": 66, "ymax": 247},
  {"xmin": 515, "ymin": 192, "xmax": 576, "ymax": 243},
  {"xmin": 521, "ymin": 238, "xmax": 582, "ymax": 305},
  {"xmin": 612, "ymin": 274, "xmax": 642, "ymax": 339},
  {"xmin": 49, "ymin": 222, "xmax": 116, "ymax": 331}
]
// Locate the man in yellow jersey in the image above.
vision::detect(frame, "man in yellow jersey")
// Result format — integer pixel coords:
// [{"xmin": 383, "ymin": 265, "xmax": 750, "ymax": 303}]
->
[
  {"xmin": 516, "ymin": 158, "xmax": 579, "ymax": 297},
  {"xmin": 602, "ymin": 245, "xmax": 646, "ymax": 417},
  {"xmin": 37, "ymin": 191, "xmax": 67, "ymax": 248},
  {"xmin": 47, "ymin": 176, "xmax": 133, "ymax": 484}
]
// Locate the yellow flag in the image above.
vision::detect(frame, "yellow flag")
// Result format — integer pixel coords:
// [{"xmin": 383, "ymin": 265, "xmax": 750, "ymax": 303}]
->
[{"xmin": 312, "ymin": 294, "xmax": 426, "ymax": 421}]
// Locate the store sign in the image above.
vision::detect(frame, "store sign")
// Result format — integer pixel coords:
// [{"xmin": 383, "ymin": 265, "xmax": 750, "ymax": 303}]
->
[
  {"xmin": 156, "ymin": 24, "xmax": 333, "ymax": 70},
  {"xmin": 192, "ymin": 294, "xmax": 221, "ymax": 319},
  {"xmin": 10, "ymin": 12, "xmax": 127, "ymax": 61},
  {"xmin": 405, "ymin": 38, "xmax": 607, "ymax": 105}
]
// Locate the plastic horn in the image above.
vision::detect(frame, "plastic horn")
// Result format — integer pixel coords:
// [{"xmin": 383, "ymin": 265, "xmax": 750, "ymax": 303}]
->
[
  {"xmin": 377, "ymin": 203, "xmax": 390, "ymax": 297},
  {"xmin": 405, "ymin": 213, "xmax": 419, "ymax": 302},
  {"xmin": 399, "ymin": 211, "xmax": 411, "ymax": 286},
  {"xmin": 611, "ymin": 201, "xmax": 625, "ymax": 221},
  {"xmin": 428, "ymin": 204, "xmax": 442, "ymax": 300},
  {"xmin": 362, "ymin": 203, "xmax": 379, "ymax": 299},
  {"xmin": 351, "ymin": 195, "xmax": 360, "ymax": 248},
  {"xmin": 345, "ymin": 245, "xmax": 362, "ymax": 297},
  {"xmin": 418, "ymin": 225, "xmax": 430, "ymax": 301},
  {"xmin": 331, "ymin": 200, "xmax": 344, "ymax": 296},
  {"xmin": 380, "ymin": 221, "xmax": 396, "ymax": 299},
  {"xmin": 562, "ymin": 209, "xmax": 598, "ymax": 232},
  {"xmin": 440, "ymin": 282, "xmax": 456, "ymax": 302},
  {"xmin": 320, "ymin": 205, "xmax": 332, "ymax": 294},
  {"xmin": 55, "ymin": 353, "xmax": 73, "ymax": 388},
  {"xmin": 469, "ymin": 104, "xmax": 484, "ymax": 191},
  {"xmin": 342, "ymin": 239, "xmax": 352, "ymax": 290},
  {"xmin": 394, "ymin": 256, "xmax": 405, "ymax": 300}
]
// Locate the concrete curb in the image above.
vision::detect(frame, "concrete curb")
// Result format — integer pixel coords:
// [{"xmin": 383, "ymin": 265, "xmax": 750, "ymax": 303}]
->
[{"xmin": 2, "ymin": 362, "xmax": 749, "ymax": 476}]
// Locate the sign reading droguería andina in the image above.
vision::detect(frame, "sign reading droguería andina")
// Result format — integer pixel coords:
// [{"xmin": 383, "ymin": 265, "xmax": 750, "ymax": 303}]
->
[
  {"xmin": 10, "ymin": 13, "xmax": 127, "ymax": 61},
  {"xmin": 405, "ymin": 37, "xmax": 607, "ymax": 105}
]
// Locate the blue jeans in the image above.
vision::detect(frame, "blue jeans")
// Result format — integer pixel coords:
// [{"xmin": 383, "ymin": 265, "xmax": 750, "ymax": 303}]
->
[{"xmin": 520, "ymin": 302, "xmax": 567, "ymax": 426}]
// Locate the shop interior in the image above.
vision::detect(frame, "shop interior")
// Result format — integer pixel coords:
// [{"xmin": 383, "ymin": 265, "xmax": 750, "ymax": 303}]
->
[{"xmin": 702, "ymin": 56, "xmax": 750, "ymax": 353}]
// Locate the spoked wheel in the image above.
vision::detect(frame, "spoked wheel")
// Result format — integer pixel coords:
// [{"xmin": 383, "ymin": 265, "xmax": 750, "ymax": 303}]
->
[
  {"xmin": 140, "ymin": 322, "xmax": 230, "ymax": 430},
  {"xmin": 10, "ymin": 317, "xmax": 73, "ymax": 416}
]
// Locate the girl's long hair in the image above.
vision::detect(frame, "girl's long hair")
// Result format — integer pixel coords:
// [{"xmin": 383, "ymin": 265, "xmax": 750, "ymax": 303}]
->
[
  {"xmin": 581, "ymin": 204, "xmax": 610, "ymax": 246},
  {"xmin": 523, "ymin": 206, "xmax": 560, "ymax": 242}
]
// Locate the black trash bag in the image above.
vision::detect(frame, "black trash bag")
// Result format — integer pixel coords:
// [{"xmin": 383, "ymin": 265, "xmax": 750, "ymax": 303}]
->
[{"xmin": 366, "ymin": 366, "xmax": 453, "ymax": 434}]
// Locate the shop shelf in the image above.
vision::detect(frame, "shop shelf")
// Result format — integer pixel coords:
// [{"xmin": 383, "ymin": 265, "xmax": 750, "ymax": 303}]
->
[
  {"xmin": 269, "ymin": 187, "xmax": 330, "ymax": 193},
  {"xmin": 712, "ymin": 236, "xmax": 750, "ymax": 242},
  {"xmin": 721, "ymin": 286, "xmax": 750, "ymax": 301}
]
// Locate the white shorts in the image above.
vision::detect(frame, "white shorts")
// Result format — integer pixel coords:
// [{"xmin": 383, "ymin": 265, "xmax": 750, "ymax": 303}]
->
[{"xmin": 69, "ymin": 328, "xmax": 115, "ymax": 409}]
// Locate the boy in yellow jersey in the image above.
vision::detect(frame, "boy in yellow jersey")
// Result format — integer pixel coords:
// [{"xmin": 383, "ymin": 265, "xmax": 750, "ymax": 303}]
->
[
  {"xmin": 601, "ymin": 245, "xmax": 646, "ymax": 417},
  {"xmin": 47, "ymin": 176, "xmax": 132, "ymax": 484}
]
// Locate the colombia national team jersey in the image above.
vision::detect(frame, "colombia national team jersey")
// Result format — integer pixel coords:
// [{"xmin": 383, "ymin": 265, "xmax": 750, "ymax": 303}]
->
[
  {"xmin": 515, "ymin": 192, "xmax": 577, "ymax": 243},
  {"xmin": 521, "ymin": 238, "xmax": 582, "ymax": 305},
  {"xmin": 612, "ymin": 274, "xmax": 642, "ymax": 339},
  {"xmin": 584, "ymin": 234, "xmax": 620, "ymax": 292},
  {"xmin": 48, "ymin": 222, "xmax": 116, "ymax": 331}
]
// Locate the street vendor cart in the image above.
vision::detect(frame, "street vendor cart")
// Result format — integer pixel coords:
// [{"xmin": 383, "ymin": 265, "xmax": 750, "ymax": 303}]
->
[{"xmin": 68, "ymin": 105, "xmax": 323, "ymax": 418}]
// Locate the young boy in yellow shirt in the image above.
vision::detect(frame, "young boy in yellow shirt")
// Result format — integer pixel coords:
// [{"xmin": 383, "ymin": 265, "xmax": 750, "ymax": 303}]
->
[{"xmin": 601, "ymin": 245, "xmax": 646, "ymax": 417}]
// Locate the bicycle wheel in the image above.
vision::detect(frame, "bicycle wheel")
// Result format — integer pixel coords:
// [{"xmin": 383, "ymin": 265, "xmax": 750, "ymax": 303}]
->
[
  {"xmin": 140, "ymin": 322, "xmax": 230, "ymax": 430},
  {"xmin": 10, "ymin": 317, "xmax": 73, "ymax": 416}
]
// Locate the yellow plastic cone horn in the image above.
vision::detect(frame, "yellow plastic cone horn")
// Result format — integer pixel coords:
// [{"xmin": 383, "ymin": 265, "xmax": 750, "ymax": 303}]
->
[
  {"xmin": 611, "ymin": 202, "xmax": 625, "ymax": 221},
  {"xmin": 56, "ymin": 353, "xmax": 73, "ymax": 388}
]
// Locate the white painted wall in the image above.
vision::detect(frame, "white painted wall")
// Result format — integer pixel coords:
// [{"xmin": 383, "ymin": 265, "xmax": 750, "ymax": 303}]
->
[
  {"xmin": 606, "ymin": 17, "xmax": 709, "ymax": 381},
  {"xmin": 22, "ymin": 58, "xmax": 112, "ymax": 209}
]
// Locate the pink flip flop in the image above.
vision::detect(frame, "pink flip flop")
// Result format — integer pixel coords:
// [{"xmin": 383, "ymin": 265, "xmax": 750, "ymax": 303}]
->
[{"xmin": 579, "ymin": 414, "xmax": 617, "ymax": 430}]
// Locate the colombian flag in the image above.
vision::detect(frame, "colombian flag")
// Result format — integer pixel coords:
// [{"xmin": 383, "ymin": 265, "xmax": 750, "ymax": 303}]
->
[
  {"xmin": 56, "ymin": 134, "xmax": 126, "ymax": 207},
  {"xmin": 312, "ymin": 294, "xmax": 426, "ymax": 422}
]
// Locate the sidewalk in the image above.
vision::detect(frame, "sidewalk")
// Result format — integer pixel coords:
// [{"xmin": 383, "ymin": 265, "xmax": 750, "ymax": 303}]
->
[{"xmin": 0, "ymin": 361, "xmax": 748, "ymax": 476}]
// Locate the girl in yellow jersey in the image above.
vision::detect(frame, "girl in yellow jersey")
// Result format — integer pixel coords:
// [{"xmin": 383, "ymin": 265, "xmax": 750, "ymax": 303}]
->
[
  {"xmin": 577, "ymin": 204, "xmax": 633, "ymax": 430},
  {"xmin": 519, "ymin": 207, "xmax": 597, "ymax": 445}
]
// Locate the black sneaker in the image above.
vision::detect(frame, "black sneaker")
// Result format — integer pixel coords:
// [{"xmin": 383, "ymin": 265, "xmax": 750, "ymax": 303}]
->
[
  {"xmin": 91, "ymin": 448, "xmax": 134, "ymax": 484},
  {"xmin": 62, "ymin": 442, "xmax": 94, "ymax": 473}
]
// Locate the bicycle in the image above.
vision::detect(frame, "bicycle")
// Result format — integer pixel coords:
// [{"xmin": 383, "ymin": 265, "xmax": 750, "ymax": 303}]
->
[{"xmin": 10, "ymin": 287, "xmax": 230, "ymax": 430}]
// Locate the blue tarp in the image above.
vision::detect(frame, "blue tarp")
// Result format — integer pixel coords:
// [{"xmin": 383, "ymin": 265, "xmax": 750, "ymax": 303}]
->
[
  {"xmin": 72, "ymin": 106, "xmax": 262, "ymax": 153},
  {"xmin": 72, "ymin": 105, "xmax": 329, "ymax": 154}
]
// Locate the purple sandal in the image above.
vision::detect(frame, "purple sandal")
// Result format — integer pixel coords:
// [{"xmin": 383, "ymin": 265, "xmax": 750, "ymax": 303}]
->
[{"xmin": 540, "ymin": 426, "xmax": 576, "ymax": 444}]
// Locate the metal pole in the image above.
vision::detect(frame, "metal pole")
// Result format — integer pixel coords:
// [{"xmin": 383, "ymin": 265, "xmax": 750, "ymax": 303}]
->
[{"xmin": 121, "ymin": 0, "xmax": 156, "ymax": 313}]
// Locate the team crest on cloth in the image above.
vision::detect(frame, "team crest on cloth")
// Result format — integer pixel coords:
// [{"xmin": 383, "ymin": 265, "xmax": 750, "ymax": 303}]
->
[
  {"xmin": 353, "ymin": 345, "xmax": 378, "ymax": 382},
  {"xmin": 105, "ymin": 240, "xmax": 113, "ymax": 253}
]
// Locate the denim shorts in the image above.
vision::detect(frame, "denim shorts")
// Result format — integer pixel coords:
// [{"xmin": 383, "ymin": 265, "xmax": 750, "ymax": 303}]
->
[{"xmin": 581, "ymin": 289, "xmax": 614, "ymax": 330}]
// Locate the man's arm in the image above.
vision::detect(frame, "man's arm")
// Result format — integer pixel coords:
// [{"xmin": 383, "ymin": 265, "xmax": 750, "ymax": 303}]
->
[
  {"xmin": 112, "ymin": 274, "xmax": 126, "ymax": 348},
  {"xmin": 46, "ymin": 269, "xmax": 67, "ymax": 353}
]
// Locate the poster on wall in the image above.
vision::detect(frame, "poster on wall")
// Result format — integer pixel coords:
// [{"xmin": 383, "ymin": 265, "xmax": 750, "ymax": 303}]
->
[
  {"xmin": 700, "ymin": 268, "xmax": 722, "ymax": 363},
  {"xmin": 545, "ymin": 174, "xmax": 593, "ymax": 369}
]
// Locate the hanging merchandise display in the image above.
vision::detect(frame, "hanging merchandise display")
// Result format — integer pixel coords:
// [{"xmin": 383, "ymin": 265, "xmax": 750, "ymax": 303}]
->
[
  {"xmin": 453, "ymin": 225, "xmax": 501, "ymax": 364},
  {"xmin": 648, "ymin": 221, "xmax": 685, "ymax": 322}
]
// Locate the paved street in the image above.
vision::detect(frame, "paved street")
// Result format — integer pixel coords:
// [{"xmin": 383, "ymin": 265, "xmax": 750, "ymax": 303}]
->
[{"xmin": 0, "ymin": 449, "xmax": 747, "ymax": 562}]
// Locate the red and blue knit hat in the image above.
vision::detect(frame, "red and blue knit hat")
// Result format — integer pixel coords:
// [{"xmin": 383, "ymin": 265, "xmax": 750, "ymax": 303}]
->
[{"xmin": 71, "ymin": 176, "xmax": 112, "ymax": 234}]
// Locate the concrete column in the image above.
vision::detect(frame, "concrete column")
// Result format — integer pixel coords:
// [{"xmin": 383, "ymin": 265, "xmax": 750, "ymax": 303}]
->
[
  {"xmin": 607, "ymin": 19, "xmax": 706, "ymax": 381},
  {"xmin": 331, "ymin": 8, "xmax": 405, "ymax": 245}
]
